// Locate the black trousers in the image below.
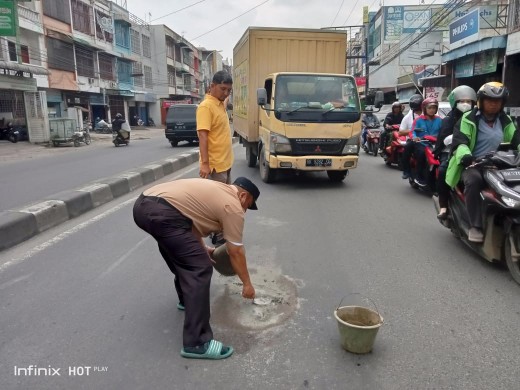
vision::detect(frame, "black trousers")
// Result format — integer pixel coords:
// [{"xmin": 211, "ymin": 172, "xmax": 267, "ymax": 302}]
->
[
  {"xmin": 402, "ymin": 141, "xmax": 426, "ymax": 178},
  {"xmin": 461, "ymin": 168, "xmax": 484, "ymax": 229},
  {"xmin": 133, "ymin": 194, "xmax": 213, "ymax": 347},
  {"xmin": 437, "ymin": 154, "xmax": 450, "ymax": 208}
]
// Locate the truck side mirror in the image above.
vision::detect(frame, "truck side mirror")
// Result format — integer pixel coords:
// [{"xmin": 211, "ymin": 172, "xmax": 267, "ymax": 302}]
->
[
  {"xmin": 374, "ymin": 90, "xmax": 384, "ymax": 109},
  {"xmin": 257, "ymin": 88, "xmax": 267, "ymax": 106}
]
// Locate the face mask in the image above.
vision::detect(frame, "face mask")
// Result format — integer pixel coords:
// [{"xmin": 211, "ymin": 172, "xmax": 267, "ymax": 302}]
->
[{"xmin": 457, "ymin": 102, "xmax": 472, "ymax": 113}]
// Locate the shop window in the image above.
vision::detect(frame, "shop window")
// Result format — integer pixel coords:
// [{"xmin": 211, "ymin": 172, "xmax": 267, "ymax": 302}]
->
[
  {"xmin": 20, "ymin": 46, "xmax": 29, "ymax": 63},
  {"xmin": 72, "ymin": 0, "xmax": 93, "ymax": 35},
  {"xmin": 42, "ymin": 0, "xmax": 71, "ymax": 24},
  {"xmin": 8, "ymin": 41, "xmax": 16, "ymax": 61},
  {"xmin": 46, "ymin": 37, "xmax": 74, "ymax": 72},
  {"xmin": 131, "ymin": 29, "xmax": 141, "ymax": 55},
  {"xmin": 142, "ymin": 35, "xmax": 151, "ymax": 58},
  {"xmin": 76, "ymin": 46, "xmax": 94, "ymax": 77}
]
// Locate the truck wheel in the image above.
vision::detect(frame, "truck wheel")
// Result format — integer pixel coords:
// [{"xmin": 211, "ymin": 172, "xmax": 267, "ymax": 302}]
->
[
  {"xmin": 170, "ymin": 140, "xmax": 178, "ymax": 147},
  {"xmin": 246, "ymin": 145, "xmax": 257, "ymax": 167},
  {"xmin": 259, "ymin": 145, "xmax": 276, "ymax": 183},
  {"xmin": 327, "ymin": 170, "xmax": 347, "ymax": 182}
]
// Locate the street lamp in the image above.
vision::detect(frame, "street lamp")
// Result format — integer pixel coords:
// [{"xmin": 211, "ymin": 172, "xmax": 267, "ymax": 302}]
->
[{"xmin": 203, "ymin": 50, "xmax": 222, "ymax": 93}]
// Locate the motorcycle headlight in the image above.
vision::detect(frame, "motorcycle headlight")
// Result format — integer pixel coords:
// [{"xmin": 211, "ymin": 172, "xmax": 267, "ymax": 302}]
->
[
  {"xmin": 269, "ymin": 133, "xmax": 291, "ymax": 154},
  {"xmin": 342, "ymin": 137, "xmax": 359, "ymax": 154}
]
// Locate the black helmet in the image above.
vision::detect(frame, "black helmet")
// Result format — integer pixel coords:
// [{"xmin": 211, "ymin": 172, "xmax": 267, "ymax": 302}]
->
[
  {"xmin": 409, "ymin": 94, "xmax": 424, "ymax": 110},
  {"xmin": 116, "ymin": 113, "xmax": 122, "ymax": 119},
  {"xmin": 391, "ymin": 101, "xmax": 401, "ymax": 110},
  {"xmin": 476, "ymin": 82, "xmax": 508, "ymax": 109}
]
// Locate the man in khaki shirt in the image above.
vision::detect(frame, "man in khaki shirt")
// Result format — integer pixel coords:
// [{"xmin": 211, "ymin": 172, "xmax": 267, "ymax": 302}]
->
[
  {"xmin": 197, "ymin": 70, "xmax": 234, "ymax": 183},
  {"xmin": 133, "ymin": 176, "xmax": 260, "ymax": 360}
]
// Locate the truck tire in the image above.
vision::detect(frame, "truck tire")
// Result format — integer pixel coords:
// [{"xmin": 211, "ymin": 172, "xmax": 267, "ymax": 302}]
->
[
  {"xmin": 170, "ymin": 140, "xmax": 178, "ymax": 147},
  {"xmin": 246, "ymin": 145, "xmax": 257, "ymax": 167},
  {"xmin": 327, "ymin": 170, "xmax": 347, "ymax": 182},
  {"xmin": 259, "ymin": 145, "xmax": 276, "ymax": 183}
]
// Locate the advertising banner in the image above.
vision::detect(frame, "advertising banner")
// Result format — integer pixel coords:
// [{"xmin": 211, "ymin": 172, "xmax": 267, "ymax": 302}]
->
[
  {"xmin": 399, "ymin": 32, "xmax": 442, "ymax": 66},
  {"xmin": 384, "ymin": 6, "xmax": 403, "ymax": 43},
  {"xmin": 455, "ymin": 55, "xmax": 475, "ymax": 78},
  {"xmin": 449, "ymin": 8, "xmax": 479, "ymax": 50},
  {"xmin": 473, "ymin": 49, "xmax": 498, "ymax": 75},
  {"xmin": 0, "ymin": 1, "xmax": 16, "ymax": 37},
  {"xmin": 402, "ymin": 8, "xmax": 431, "ymax": 33}
]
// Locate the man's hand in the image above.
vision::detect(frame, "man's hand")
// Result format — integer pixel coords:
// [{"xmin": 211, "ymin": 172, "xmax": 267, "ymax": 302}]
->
[
  {"xmin": 199, "ymin": 162, "xmax": 210, "ymax": 178},
  {"xmin": 242, "ymin": 283, "xmax": 255, "ymax": 299},
  {"xmin": 461, "ymin": 154, "xmax": 474, "ymax": 168},
  {"xmin": 413, "ymin": 137, "xmax": 421, "ymax": 142}
]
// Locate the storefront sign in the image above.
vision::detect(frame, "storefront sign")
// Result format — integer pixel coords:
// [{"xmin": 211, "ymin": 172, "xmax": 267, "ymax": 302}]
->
[
  {"xmin": 449, "ymin": 8, "xmax": 479, "ymax": 50},
  {"xmin": 455, "ymin": 55, "xmax": 474, "ymax": 78},
  {"xmin": 0, "ymin": 1, "xmax": 16, "ymax": 37},
  {"xmin": 424, "ymin": 86, "xmax": 445, "ymax": 100},
  {"xmin": 473, "ymin": 49, "xmax": 498, "ymax": 75},
  {"xmin": 384, "ymin": 6, "xmax": 403, "ymax": 42},
  {"xmin": 162, "ymin": 100, "xmax": 191, "ymax": 108},
  {"xmin": 355, "ymin": 77, "xmax": 366, "ymax": 87},
  {"xmin": 403, "ymin": 9, "xmax": 430, "ymax": 33}
]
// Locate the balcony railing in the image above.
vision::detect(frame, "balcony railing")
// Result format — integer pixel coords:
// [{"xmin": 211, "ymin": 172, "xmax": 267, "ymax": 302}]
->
[{"xmin": 18, "ymin": 4, "xmax": 40, "ymax": 24}]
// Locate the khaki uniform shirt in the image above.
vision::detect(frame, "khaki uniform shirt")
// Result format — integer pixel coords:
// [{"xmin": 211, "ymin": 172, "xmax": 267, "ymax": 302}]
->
[
  {"xmin": 196, "ymin": 94, "xmax": 233, "ymax": 173},
  {"xmin": 143, "ymin": 179, "xmax": 244, "ymax": 244}
]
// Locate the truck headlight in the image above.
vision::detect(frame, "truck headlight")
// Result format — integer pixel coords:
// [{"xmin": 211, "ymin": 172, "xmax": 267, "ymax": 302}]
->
[
  {"xmin": 270, "ymin": 133, "xmax": 292, "ymax": 154},
  {"xmin": 342, "ymin": 137, "xmax": 359, "ymax": 154}
]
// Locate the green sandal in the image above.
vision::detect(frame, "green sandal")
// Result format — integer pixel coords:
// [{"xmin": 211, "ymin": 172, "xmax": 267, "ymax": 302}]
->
[{"xmin": 180, "ymin": 340, "xmax": 234, "ymax": 360}]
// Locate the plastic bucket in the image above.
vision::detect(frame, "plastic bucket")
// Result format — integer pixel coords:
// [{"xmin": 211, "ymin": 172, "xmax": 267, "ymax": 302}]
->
[
  {"xmin": 334, "ymin": 301, "xmax": 383, "ymax": 354},
  {"xmin": 210, "ymin": 245, "xmax": 236, "ymax": 276}
]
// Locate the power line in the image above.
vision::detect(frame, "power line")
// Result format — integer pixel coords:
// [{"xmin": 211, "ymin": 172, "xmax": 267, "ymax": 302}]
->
[
  {"xmin": 150, "ymin": 0, "xmax": 208, "ymax": 22},
  {"xmin": 330, "ymin": 0, "xmax": 345, "ymax": 26}
]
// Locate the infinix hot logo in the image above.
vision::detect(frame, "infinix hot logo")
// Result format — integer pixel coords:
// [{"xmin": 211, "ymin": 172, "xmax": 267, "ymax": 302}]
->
[{"xmin": 14, "ymin": 365, "xmax": 61, "ymax": 376}]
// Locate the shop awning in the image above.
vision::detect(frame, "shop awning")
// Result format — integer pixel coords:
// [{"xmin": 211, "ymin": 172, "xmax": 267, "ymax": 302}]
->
[
  {"xmin": 0, "ymin": 61, "xmax": 50, "ymax": 75},
  {"xmin": 442, "ymin": 36, "xmax": 507, "ymax": 63}
]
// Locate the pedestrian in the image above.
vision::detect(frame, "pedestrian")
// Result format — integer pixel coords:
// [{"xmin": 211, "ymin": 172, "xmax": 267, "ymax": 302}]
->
[
  {"xmin": 197, "ymin": 70, "xmax": 234, "ymax": 184},
  {"xmin": 446, "ymin": 82, "xmax": 519, "ymax": 242},
  {"xmin": 132, "ymin": 176, "xmax": 260, "ymax": 360}
]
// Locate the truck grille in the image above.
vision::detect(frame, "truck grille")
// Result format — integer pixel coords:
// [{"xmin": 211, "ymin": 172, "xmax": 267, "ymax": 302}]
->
[{"xmin": 289, "ymin": 138, "xmax": 345, "ymax": 156}]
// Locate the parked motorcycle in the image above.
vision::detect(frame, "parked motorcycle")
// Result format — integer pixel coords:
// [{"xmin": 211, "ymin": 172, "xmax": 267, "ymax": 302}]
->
[
  {"xmin": 94, "ymin": 119, "xmax": 112, "ymax": 134},
  {"xmin": 362, "ymin": 124, "xmax": 381, "ymax": 157},
  {"xmin": 433, "ymin": 147, "xmax": 520, "ymax": 284},
  {"xmin": 0, "ymin": 123, "xmax": 19, "ymax": 143},
  {"xmin": 407, "ymin": 134, "xmax": 439, "ymax": 192},
  {"xmin": 381, "ymin": 125, "xmax": 405, "ymax": 168},
  {"xmin": 147, "ymin": 118, "xmax": 156, "ymax": 127},
  {"xmin": 72, "ymin": 127, "xmax": 91, "ymax": 147}
]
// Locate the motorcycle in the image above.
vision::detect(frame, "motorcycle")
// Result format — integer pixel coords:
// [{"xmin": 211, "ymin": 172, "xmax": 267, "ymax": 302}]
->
[
  {"xmin": 94, "ymin": 119, "xmax": 112, "ymax": 134},
  {"xmin": 433, "ymin": 146, "xmax": 520, "ymax": 285},
  {"xmin": 382, "ymin": 125, "xmax": 406, "ymax": 168},
  {"xmin": 113, "ymin": 121, "xmax": 130, "ymax": 146},
  {"xmin": 362, "ymin": 122, "xmax": 382, "ymax": 157},
  {"xmin": 72, "ymin": 126, "xmax": 91, "ymax": 147},
  {"xmin": 0, "ymin": 123, "xmax": 19, "ymax": 143},
  {"xmin": 147, "ymin": 118, "xmax": 156, "ymax": 127},
  {"xmin": 407, "ymin": 133, "xmax": 439, "ymax": 192}
]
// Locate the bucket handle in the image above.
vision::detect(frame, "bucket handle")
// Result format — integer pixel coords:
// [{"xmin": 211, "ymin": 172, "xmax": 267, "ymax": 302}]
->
[{"xmin": 336, "ymin": 293, "xmax": 381, "ymax": 318}]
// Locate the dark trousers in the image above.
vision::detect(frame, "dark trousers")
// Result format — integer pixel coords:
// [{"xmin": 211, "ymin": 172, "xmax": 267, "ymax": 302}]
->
[
  {"xmin": 461, "ymin": 168, "xmax": 484, "ymax": 229},
  {"xmin": 437, "ymin": 154, "xmax": 450, "ymax": 208},
  {"xmin": 379, "ymin": 129, "xmax": 387, "ymax": 149},
  {"xmin": 133, "ymin": 194, "xmax": 213, "ymax": 347},
  {"xmin": 402, "ymin": 141, "xmax": 426, "ymax": 178}
]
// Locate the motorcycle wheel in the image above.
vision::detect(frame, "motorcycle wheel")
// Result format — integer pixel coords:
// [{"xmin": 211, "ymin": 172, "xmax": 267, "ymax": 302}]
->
[
  {"xmin": 8, "ymin": 133, "xmax": 18, "ymax": 143},
  {"xmin": 505, "ymin": 233, "xmax": 520, "ymax": 285},
  {"xmin": 373, "ymin": 142, "xmax": 379, "ymax": 157},
  {"xmin": 74, "ymin": 138, "xmax": 80, "ymax": 147},
  {"xmin": 84, "ymin": 134, "xmax": 91, "ymax": 145},
  {"xmin": 409, "ymin": 177, "xmax": 418, "ymax": 189}
]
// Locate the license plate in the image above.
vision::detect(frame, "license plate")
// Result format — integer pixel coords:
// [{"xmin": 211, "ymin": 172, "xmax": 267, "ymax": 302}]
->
[{"xmin": 306, "ymin": 158, "xmax": 332, "ymax": 167}]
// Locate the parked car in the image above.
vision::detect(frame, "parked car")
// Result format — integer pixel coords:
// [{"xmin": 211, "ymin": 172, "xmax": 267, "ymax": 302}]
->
[{"xmin": 165, "ymin": 104, "xmax": 198, "ymax": 147}]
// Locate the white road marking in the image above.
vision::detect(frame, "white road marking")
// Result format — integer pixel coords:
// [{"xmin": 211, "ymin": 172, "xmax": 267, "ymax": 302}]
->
[
  {"xmin": 0, "ymin": 273, "xmax": 32, "ymax": 290},
  {"xmin": 0, "ymin": 168, "xmax": 196, "ymax": 275},
  {"xmin": 98, "ymin": 236, "xmax": 149, "ymax": 279}
]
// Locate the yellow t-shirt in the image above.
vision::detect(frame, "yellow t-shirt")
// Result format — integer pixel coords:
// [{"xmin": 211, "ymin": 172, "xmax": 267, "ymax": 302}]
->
[{"xmin": 196, "ymin": 94, "xmax": 233, "ymax": 172}]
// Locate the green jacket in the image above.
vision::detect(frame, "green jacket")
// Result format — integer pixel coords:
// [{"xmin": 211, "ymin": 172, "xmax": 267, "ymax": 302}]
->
[{"xmin": 445, "ymin": 108, "xmax": 519, "ymax": 188}]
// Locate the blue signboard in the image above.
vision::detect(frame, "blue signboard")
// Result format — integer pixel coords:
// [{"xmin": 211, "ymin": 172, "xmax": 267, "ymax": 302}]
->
[{"xmin": 449, "ymin": 8, "xmax": 479, "ymax": 48}]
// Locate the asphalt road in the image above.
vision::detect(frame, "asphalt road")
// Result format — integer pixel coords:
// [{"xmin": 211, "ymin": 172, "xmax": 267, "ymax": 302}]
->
[
  {"xmin": 1, "ymin": 146, "xmax": 519, "ymax": 390},
  {"xmin": 0, "ymin": 129, "xmax": 197, "ymax": 211}
]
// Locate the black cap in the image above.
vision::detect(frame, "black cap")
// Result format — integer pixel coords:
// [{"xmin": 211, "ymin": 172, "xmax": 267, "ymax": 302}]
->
[{"xmin": 233, "ymin": 177, "xmax": 260, "ymax": 210}]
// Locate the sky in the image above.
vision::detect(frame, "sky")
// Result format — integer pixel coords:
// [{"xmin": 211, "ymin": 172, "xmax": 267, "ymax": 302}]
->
[{"xmin": 125, "ymin": 0, "xmax": 448, "ymax": 62}]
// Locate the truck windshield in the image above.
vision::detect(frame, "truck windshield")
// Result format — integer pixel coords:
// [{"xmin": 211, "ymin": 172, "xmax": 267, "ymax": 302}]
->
[{"xmin": 274, "ymin": 75, "xmax": 360, "ymax": 123}]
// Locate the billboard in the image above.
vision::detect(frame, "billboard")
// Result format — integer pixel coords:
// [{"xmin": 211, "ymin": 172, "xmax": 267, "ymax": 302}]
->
[
  {"xmin": 0, "ymin": 1, "xmax": 16, "ymax": 37},
  {"xmin": 399, "ymin": 32, "xmax": 442, "ymax": 66},
  {"xmin": 449, "ymin": 8, "xmax": 479, "ymax": 50}
]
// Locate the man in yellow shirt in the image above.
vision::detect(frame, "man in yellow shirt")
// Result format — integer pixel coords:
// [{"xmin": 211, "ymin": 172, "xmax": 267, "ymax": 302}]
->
[{"xmin": 197, "ymin": 70, "xmax": 234, "ymax": 183}]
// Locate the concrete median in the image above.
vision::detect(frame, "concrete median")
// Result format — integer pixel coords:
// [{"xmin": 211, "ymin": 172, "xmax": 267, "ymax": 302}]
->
[{"xmin": 0, "ymin": 149, "xmax": 201, "ymax": 252}]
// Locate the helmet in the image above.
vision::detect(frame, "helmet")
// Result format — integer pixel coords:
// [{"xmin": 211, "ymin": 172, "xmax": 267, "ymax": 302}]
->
[
  {"xmin": 365, "ymin": 106, "xmax": 373, "ymax": 112},
  {"xmin": 448, "ymin": 85, "xmax": 477, "ymax": 109},
  {"xmin": 409, "ymin": 94, "xmax": 424, "ymax": 110},
  {"xmin": 476, "ymin": 82, "xmax": 508, "ymax": 109},
  {"xmin": 392, "ymin": 101, "xmax": 401, "ymax": 110},
  {"xmin": 116, "ymin": 113, "xmax": 122, "ymax": 119},
  {"xmin": 421, "ymin": 97, "xmax": 438, "ymax": 114}
]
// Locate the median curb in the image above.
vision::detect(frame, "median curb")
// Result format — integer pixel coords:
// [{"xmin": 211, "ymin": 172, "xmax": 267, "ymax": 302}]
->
[{"xmin": 0, "ymin": 149, "xmax": 201, "ymax": 251}]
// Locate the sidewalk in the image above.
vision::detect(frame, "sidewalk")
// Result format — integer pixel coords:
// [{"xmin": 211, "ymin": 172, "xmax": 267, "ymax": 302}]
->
[
  {"xmin": 0, "ymin": 126, "xmax": 206, "ymax": 251},
  {"xmin": 0, "ymin": 127, "xmax": 165, "ymax": 163}
]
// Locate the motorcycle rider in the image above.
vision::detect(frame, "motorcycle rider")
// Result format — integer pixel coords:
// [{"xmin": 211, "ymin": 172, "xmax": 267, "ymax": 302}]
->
[
  {"xmin": 446, "ymin": 82, "xmax": 520, "ymax": 243},
  {"xmin": 402, "ymin": 97, "xmax": 442, "ymax": 186},
  {"xmin": 112, "ymin": 113, "xmax": 126, "ymax": 141},
  {"xmin": 361, "ymin": 106, "xmax": 380, "ymax": 148},
  {"xmin": 399, "ymin": 94, "xmax": 423, "ymax": 135},
  {"xmin": 434, "ymin": 85, "xmax": 477, "ymax": 220},
  {"xmin": 379, "ymin": 101, "xmax": 404, "ymax": 153}
]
